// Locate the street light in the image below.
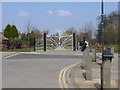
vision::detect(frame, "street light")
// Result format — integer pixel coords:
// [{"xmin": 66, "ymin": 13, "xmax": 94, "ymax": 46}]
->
[
  {"xmin": 101, "ymin": 0, "xmax": 104, "ymax": 89},
  {"xmin": 101, "ymin": 0, "xmax": 104, "ymax": 53}
]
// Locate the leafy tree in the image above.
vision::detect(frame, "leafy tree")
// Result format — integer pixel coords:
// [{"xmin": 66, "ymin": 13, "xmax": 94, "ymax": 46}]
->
[
  {"xmin": 96, "ymin": 11, "xmax": 118, "ymax": 45},
  {"xmin": 96, "ymin": 15, "xmax": 108, "ymax": 43},
  {"xmin": 11, "ymin": 25, "xmax": 19, "ymax": 39},
  {"xmin": 31, "ymin": 27, "xmax": 42, "ymax": 39},
  {"xmin": 4, "ymin": 24, "xmax": 19, "ymax": 40},
  {"xmin": 20, "ymin": 33, "xmax": 28, "ymax": 41},
  {"xmin": 4, "ymin": 24, "xmax": 12, "ymax": 40},
  {"xmin": 13, "ymin": 38, "xmax": 22, "ymax": 49}
]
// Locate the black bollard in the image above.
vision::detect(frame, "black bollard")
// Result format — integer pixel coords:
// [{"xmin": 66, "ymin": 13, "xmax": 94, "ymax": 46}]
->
[
  {"xmin": 83, "ymin": 37, "xmax": 86, "ymax": 51},
  {"xmin": 83, "ymin": 37, "xmax": 85, "ymax": 42},
  {"xmin": 73, "ymin": 32, "xmax": 76, "ymax": 51},
  {"xmin": 44, "ymin": 33, "xmax": 46, "ymax": 51},
  {"xmin": 33, "ymin": 37, "xmax": 36, "ymax": 52}
]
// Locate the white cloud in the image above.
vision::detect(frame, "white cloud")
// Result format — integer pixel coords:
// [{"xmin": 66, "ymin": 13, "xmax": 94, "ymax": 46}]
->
[
  {"xmin": 47, "ymin": 10, "xmax": 53, "ymax": 15},
  {"xmin": 56, "ymin": 10, "xmax": 72, "ymax": 16},
  {"xmin": 18, "ymin": 11, "xmax": 30, "ymax": 16}
]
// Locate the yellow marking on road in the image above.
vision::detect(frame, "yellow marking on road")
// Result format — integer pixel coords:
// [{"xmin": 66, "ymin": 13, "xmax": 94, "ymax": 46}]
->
[
  {"xmin": 62, "ymin": 66, "xmax": 70, "ymax": 88},
  {"xmin": 58, "ymin": 62, "xmax": 80, "ymax": 88},
  {"xmin": 58, "ymin": 66, "xmax": 69, "ymax": 88},
  {"xmin": 4, "ymin": 53, "xmax": 20, "ymax": 59}
]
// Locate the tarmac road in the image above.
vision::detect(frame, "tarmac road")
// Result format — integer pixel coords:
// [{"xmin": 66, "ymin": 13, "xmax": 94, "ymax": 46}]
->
[{"xmin": 2, "ymin": 50, "xmax": 82, "ymax": 88}]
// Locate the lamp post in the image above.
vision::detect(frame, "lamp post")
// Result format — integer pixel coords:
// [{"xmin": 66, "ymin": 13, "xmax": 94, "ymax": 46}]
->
[
  {"xmin": 101, "ymin": 0, "xmax": 104, "ymax": 89},
  {"xmin": 101, "ymin": 0, "xmax": 104, "ymax": 53}
]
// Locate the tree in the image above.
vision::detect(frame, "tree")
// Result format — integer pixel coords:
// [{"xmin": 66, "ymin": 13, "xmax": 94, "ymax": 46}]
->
[
  {"xmin": 4, "ymin": 24, "xmax": 19, "ymax": 40},
  {"xmin": 65, "ymin": 27, "xmax": 76, "ymax": 35},
  {"xmin": 20, "ymin": 33, "xmax": 29, "ymax": 45},
  {"xmin": 77, "ymin": 21, "xmax": 95, "ymax": 45},
  {"xmin": 31, "ymin": 26, "xmax": 42, "ymax": 39},
  {"xmin": 96, "ymin": 11, "xmax": 118, "ymax": 44},
  {"xmin": 82, "ymin": 22, "xmax": 95, "ymax": 40},
  {"xmin": 4, "ymin": 24, "xmax": 12, "ymax": 40},
  {"xmin": 96, "ymin": 15, "xmax": 108, "ymax": 43},
  {"xmin": 96, "ymin": 23, "xmax": 102, "ymax": 43},
  {"xmin": 25, "ymin": 21, "xmax": 32, "ymax": 48},
  {"xmin": 11, "ymin": 25, "xmax": 19, "ymax": 38}
]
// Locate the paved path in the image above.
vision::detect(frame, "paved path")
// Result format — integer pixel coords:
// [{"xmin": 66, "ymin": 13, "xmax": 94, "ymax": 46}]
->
[
  {"xmin": 2, "ymin": 52, "xmax": 18, "ymax": 58},
  {"xmin": 72, "ymin": 53, "xmax": 119, "ymax": 88},
  {"xmin": 55, "ymin": 46, "xmax": 65, "ymax": 50},
  {"xmin": 2, "ymin": 49, "xmax": 82, "ymax": 88}
]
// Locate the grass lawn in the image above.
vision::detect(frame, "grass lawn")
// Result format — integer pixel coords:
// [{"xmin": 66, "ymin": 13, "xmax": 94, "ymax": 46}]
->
[
  {"xmin": 2, "ymin": 48, "xmax": 32, "ymax": 52},
  {"xmin": 36, "ymin": 46, "xmax": 56, "ymax": 50},
  {"xmin": 2, "ymin": 46, "xmax": 56, "ymax": 52},
  {"xmin": 64, "ymin": 45, "xmax": 72, "ymax": 50},
  {"xmin": 64, "ymin": 44, "xmax": 119, "ymax": 53},
  {"xmin": 47, "ymin": 46, "xmax": 56, "ymax": 50}
]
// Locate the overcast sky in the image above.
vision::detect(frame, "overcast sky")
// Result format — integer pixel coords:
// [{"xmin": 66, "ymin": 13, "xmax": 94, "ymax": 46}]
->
[{"xmin": 2, "ymin": 2, "xmax": 118, "ymax": 34}]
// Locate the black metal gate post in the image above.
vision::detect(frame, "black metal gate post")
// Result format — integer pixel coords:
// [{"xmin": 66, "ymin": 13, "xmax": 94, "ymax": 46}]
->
[
  {"xmin": 43, "ymin": 32, "xmax": 46, "ymax": 51},
  {"xmin": 83, "ymin": 37, "xmax": 85, "ymax": 45},
  {"xmin": 73, "ymin": 32, "xmax": 76, "ymax": 51},
  {"xmin": 33, "ymin": 37, "xmax": 36, "ymax": 52}
]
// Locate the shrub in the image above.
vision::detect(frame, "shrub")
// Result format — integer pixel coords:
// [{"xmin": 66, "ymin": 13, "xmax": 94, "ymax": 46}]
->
[
  {"xmin": 0, "ymin": 44, "xmax": 8, "ymax": 50},
  {"xmin": 21, "ymin": 45, "xmax": 29, "ymax": 49}
]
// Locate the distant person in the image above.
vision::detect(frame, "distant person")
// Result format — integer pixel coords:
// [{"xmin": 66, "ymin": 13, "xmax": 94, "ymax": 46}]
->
[
  {"xmin": 80, "ymin": 40, "xmax": 84, "ymax": 46},
  {"xmin": 81, "ymin": 41, "xmax": 87, "ymax": 52},
  {"xmin": 79, "ymin": 40, "xmax": 87, "ymax": 52},
  {"xmin": 79, "ymin": 40, "xmax": 84, "ymax": 50}
]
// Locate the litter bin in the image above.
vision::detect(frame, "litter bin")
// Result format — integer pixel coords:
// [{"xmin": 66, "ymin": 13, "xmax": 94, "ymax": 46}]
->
[{"xmin": 102, "ymin": 50, "xmax": 113, "ymax": 61}]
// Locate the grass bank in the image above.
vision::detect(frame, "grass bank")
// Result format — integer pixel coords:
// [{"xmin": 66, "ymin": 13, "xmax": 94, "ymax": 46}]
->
[
  {"xmin": 36, "ymin": 45, "xmax": 56, "ymax": 50},
  {"xmin": 2, "ymin": 48, "xmax": 33, "ymax": 52},
  {"xmin": 64, "ymin": 45, "xmax": 72, "ymax": 50}
]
